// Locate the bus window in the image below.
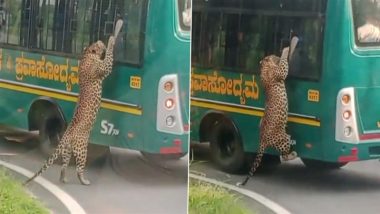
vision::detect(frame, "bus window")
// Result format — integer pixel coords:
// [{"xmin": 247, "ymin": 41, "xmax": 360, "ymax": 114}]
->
[
  {"xmin": 0, "ymin": 0, "xmax": 6, "ymax": 43},
  {"xmin": 178, "ymin": 0, "xmax": 191, "ymax": 32},
  {"xmin": 74, "ymin": 0, "xmax": 94, "ymax": 53},
  {"xmin": 204, "ymin": 12, "xmax": 223, "ymax": 68},
  {"xmin": 121, "ymin": 0, "xmax": 147, "ymax": 65},
  {"xmin": 102, "ymin": 0, "xmax": 148, "ymax": 65},
  {"xmin": 191, "ymin": 0, "xmax": 326, "ymax": 80},
  {"xmin": 0, "ymin": 1, "xmax": 21, "ymax": 45},
  {"xmin": 51, "ymin": 0, "xmax": 77, "ymax": 53},
  {"xmin": 20, "ymin": 0, "xmax": 39, "ymax": 48},
  {"xmin": 352, "ymin": 0, "xmax": 380, "ymax": 45},
  {"xmin": 276, "ymin": 17, "xmax": 325, "ymax": 80},
  {"xmin": 10, "ymin": 0, "xmax": 78, "ymax": 53},
  {"xmin": 224, "ymin": 14, "xmax": 239, "ymax": 68},
  {"xmin": 191, "ymin": 11, "xmax": 201, "ymax": 64},
  {"xmin": 237, "ymin": 15, "xmax": 266, "ymax": 73},
  {"xmin": 89, "ymin": 0, "xmax": 115, "ymax": 44},
  {"xmin": 39, "ymin": 0, "xmax": 54, "ymax": 51},
  {"xmin": 0, "ymin": 0, "xmax": 147, "ymax": 64}
]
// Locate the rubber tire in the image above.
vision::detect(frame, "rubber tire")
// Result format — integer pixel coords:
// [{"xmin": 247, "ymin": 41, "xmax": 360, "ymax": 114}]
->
[
  {"xmin": 209, "ymin": 118, "xmax": 245, "ymax": 174},
  {"xmin": 38, "ymin": 118, "xmax": 64, "ymax": 157},
  {"xmin": 301, "ymin": 158, "xmax": 348, "ymax": 170},
  {"xmin": 245, "ymin": 153, "xmax": 281, "ymax": 173}
]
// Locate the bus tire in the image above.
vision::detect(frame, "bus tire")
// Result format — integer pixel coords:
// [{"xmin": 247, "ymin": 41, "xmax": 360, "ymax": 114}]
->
[
  {"xmin": 209, "ymin": 118, "xmax": 245, "ymax": 174},
  {"xmin": 301, "ymin": 158, "xmax": 347, "ymax": 170},
  {"xmin": 245, "ymin": 153, "xmax": 281, "ymax": 172},
  {"xmin": 28, "ymin": 98, "xmax": 66, "ymax": 157},
  {"xmin": 38, "ymin": 117, "xmax": 65, "ymax": 157}
]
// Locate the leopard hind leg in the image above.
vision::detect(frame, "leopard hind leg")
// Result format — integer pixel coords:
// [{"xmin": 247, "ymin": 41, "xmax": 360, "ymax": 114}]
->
[
  {"xmin": 237, "ymin": 143, "xmax": 266, "ymax": 186},
  {"xmin": 60, "ymin": 143, "xmax": 72, "ymax": 183},
  {"xmin": 73, "ymin": 137, "xmax": 90, "ymax": 185},
  {"xmin": 276, "ymin": 133, "xmax": 297, "ymax": 161}
]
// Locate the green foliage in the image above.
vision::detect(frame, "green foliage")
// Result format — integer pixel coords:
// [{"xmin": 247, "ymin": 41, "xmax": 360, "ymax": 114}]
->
[
  {"xmin": 0, "ymin": 169, "xmax": 49, "ymax": 214},
  {"xmin": 189, "ymin": 179, "xmax": 253, "ymax": 214}
]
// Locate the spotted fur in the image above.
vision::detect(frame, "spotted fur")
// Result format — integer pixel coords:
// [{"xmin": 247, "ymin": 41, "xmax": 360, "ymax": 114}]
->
[
  {"xmin": 24, "ymin": 36, "xmax": 115, "ymax": 186},
  {"xmin": 238, "ymin": 49, "xmax": 297, "ymax": 186}
]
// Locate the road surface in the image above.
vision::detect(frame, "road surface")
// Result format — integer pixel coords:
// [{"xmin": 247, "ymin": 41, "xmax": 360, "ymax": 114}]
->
[
  {"xmin": 0, "ymin": 139, "xmax": 188, "ymax": 214},
  {"xmin": 191, "ymin": 143, "xmax": 380, "ymax": 214}
]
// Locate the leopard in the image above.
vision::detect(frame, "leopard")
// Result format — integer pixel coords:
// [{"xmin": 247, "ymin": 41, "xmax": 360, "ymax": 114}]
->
[
  {"xmin": 237, "ymin": 47, "xmax": 297, "ymax": 186},
  {"xmin": 24, "ymin": 36, "xmax": 116, "ymax": 186}
]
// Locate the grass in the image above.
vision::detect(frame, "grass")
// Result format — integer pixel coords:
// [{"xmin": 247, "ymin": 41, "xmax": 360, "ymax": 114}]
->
[
  {"xmin": 189, "ymin": 179, "xmax": 253, "ymax": 214},
  {"xmin": 0, "ymin": 169, "xmax": 49, "ymax": 214}
]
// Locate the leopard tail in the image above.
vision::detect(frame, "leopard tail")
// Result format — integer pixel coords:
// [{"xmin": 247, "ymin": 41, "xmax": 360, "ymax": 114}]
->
[
  {"xmin": 23, "ymin": 142, "xmax": 64, "ymax": 185},
  {"xmin": 238, "ymin": 144, "xmax": 265, "ymax": 186}
]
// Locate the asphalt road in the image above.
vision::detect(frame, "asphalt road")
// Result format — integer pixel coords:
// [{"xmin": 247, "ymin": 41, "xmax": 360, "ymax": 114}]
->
[
  {"xmin": 0, "ymin": 139, "xmax": 188, "ymax": 214},
  {"xmin": 190, "ymin": 143, "xmax": 380, "ymax": 214}
]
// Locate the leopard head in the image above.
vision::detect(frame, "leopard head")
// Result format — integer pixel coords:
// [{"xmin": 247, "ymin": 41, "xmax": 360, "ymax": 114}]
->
[
  {"xmin": 259, "ymin": 55, "xmax": 280, "ymax": 87},
  {"xmin": 82, "ymin": 40, "xmax": 106, "ymax": 59}
]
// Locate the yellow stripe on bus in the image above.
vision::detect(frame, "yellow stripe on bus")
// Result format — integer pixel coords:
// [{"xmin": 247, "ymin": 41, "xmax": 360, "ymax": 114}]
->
[
  {"xmin": 287, "ymin": 117, "xmax": 320, "ymax": 127},
  {"xmin": 191, "ymin": 99, "xmax": 320, "ymax": 127},
  {"xmin": 0, "ymin": 82, "xmax": 142, "ymax": 115},
  {"xmin": 100, "ymin": 102, "xmax": 142, "ymax": 115}
]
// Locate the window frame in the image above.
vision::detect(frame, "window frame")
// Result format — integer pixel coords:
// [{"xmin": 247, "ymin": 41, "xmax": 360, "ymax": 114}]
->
[
  {"xmin": 351, "ymin": 0, "xmax": 380, "ymax": 48},
  {"xmin": 191, "ymin": 1, "xmax": 327, "ymax": 81},
  {"xmin": 0, "ymin": 0, "xmax": 149, "ymax": 67},
  {"xmin": 175, "ymin": 0, "xmax": 191, "ymax": 39}
]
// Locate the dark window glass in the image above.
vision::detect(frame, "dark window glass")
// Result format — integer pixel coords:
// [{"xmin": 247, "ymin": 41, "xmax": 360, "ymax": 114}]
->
[
  {"xmin": 121, "ymin": 0, "xmax": 147, "ymax": 65},
  {"xmin": 352, "ymin": 0, "xmax": 380, "ymax": 46},
  {"xmin": 0, "ymin": 0, "xmax": 22, "ymax": 45},
  {"xmin": 191, "ymin": 11, "xmax": 201, "ymax": 64},
  {"xmin": 192, "ymin": 0, "xmax": 327, "ymax": 80},
  {"xmin": 178, "ymin": 0, "xmax": 191, "ymax": 32},
  {"xmin": 0, "ymin": 0, "xmax": 148, "ymax": 65}
]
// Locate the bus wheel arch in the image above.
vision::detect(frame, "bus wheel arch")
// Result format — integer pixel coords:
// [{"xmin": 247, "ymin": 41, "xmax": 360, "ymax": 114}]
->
[
  {"xmin": 199, "ymin": 112, "xmax": 225, "ymax": 143},
  {"xmin": 201, "ymin": 112, "xmax": 246, "ymax": 173},
  {"xmin": 28, "ymin": 97, "xmax": 67, "ymax": 156}
]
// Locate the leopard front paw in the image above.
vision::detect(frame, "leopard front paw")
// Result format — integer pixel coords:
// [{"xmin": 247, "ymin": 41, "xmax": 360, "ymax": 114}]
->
[
  {"xmin": 108, "ymin": 36, "xmax": 115, "ymax": 47},
  {"xmin": 281, "ymin": 47, "xmax": 290, "ymax": 61}
]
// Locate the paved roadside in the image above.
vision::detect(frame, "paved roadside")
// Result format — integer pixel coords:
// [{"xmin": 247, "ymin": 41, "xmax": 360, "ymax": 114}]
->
[{"xmin": 0, "ymin": 139, "xmax": 188, "ymax": 214}]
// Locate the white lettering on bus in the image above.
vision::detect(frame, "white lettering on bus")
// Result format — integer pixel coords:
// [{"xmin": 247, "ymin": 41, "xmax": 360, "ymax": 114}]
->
[{"xmin": 100, "ymin": 120, "xmax": 120, "ymax": 136}]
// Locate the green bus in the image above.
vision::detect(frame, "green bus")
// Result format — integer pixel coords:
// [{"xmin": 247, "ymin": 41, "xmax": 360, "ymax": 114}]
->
[
  {"xmin": 190, "ymin": 0, "xmax": 380, "ymax": 173},
  {"xmin": 0, "ymin": 0, "xmax": 191, "ymax": 158}
]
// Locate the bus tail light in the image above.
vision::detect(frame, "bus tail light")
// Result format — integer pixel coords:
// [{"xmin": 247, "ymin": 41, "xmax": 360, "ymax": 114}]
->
[
  {"xmin": 335, "ymin": 88, "xmax": 359, "ymax": 143},
  {"xmin": 342, "ymin": 110, "xmax": 351, "ymax": 120},
  {"xmin": 344, "ymin": 126, "xmax": 352, "ymax": 137},
  {"xmin": 166, "ymin": 116, "xmax": 175, "ymax": 127},
  {"xmin": 341, "ymin": 94, "xmax": 350, "ymax": 104},
  {"xmin": 164, "ymin": 81, "xmax": 174, "ymax": 92},
  {"xmin": 156, "ymin": 74, "xmax": 184, "ymax": 134},
  {"xmin": 165, "ymin": 98, "xmax": 175, "ymax": 109}
]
